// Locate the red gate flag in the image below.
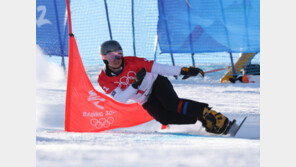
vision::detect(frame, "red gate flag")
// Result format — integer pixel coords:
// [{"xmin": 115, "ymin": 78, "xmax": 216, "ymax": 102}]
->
[{"xmin": 64, "ymin": 36, "xmax": 153, "ymax": 132}]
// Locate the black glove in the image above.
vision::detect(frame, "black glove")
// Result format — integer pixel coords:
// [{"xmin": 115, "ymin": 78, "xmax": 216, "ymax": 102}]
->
[
  {"xmin": 180, "ymin": 67, "xmax": 204, "ymax": 80},
  {"xmin": 132, "ymin": 68, "xmax": 146, "ymax": 89}
]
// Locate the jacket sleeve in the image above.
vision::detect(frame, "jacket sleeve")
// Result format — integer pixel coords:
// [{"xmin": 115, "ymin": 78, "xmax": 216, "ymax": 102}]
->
[
  {"xmin": 109, "ymin": 85, "xmax": 138, "ymax": 103},
  {"xmin": 151, "ymin": 62, "xmax": 182, "ymax": 76}
]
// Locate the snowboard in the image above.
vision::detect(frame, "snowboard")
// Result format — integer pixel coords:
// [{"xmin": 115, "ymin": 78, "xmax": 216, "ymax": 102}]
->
[
  {"xmin": 226, "ymin": 116, "xmax": 248, "ymax": 137},
  {"xmin": 159, "ymin": 116, "xmax": 247, "ymax": 138}
]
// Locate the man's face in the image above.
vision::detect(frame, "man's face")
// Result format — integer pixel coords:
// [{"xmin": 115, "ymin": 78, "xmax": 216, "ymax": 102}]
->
[{"xmin": 106, "ymin": 50, "xmax": 123, "ymax": 69}]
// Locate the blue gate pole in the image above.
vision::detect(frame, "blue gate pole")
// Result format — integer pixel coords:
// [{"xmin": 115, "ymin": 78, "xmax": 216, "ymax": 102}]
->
[
  {"xmin": 104, "ymin": 0, "xmax": 113, "ymax": 40},
  {"xmin": 53, "ymin": 0, "xmax": 66, "ymax": 72},
  {"xmin": 219, "ymin": 0, "xmax": 237, "ymax": 80},
  {"xmin": 191, "ymin": 53, "xmax": 196, "ymax": 67},
  {"xmin": 186, "ymin": 1, "xmax": 195, "ymax": 67},
  {"xmin": 229, "ymin": 52, "xmax": 237, "ymax": 78},
  {"xmin": 243, "ymin": 0, "xmax": 250, "ymax": 49},
  {"xmin": 131, "ymin": 0, "xmax": 136, "ymax": 56},
  {"xmin": 159, "ymin": 0, "xmax": 176, "ymax": 66}
]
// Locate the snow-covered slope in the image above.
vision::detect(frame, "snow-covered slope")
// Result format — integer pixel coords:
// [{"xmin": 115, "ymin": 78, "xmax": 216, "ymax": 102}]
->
[{"xmin": 36, "ymin": 49, "xmax": 260, "ymax": 167}]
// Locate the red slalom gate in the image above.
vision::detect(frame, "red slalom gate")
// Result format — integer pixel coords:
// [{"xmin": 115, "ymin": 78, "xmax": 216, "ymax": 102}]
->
[{"xmin": 64, "ymin": 0, "xmax": 153, "ymax": 132}]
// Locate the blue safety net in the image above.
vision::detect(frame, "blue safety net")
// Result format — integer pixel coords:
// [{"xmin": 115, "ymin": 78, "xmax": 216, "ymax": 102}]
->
[
  {"xmin": 36, "ymin": 0, "xmax": 68, "ymax": 56},
  {"xmin": 157, "ymin": 0, "xmax": 260, "ymax": 53}
]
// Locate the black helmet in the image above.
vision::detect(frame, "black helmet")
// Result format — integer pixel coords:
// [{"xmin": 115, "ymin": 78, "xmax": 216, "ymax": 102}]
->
[{"xmin": 99, "ymin": 40, "xmax": 122, "ymax": 56}]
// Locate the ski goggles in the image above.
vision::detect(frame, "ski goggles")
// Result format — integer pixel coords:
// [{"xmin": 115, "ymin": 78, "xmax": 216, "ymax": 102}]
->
[{"xmin": 102, "ymin": 50, "xmax": 123, "ymax": 62}]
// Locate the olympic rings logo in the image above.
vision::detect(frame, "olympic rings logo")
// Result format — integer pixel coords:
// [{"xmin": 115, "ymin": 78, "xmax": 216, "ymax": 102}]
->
[
  {"xmin": 114, "ymin": 71, "xmax": 136, "ymax": 88},
  {"xmin": 90, "ymin": 117, "xmax": 114, "ymax": 129}
]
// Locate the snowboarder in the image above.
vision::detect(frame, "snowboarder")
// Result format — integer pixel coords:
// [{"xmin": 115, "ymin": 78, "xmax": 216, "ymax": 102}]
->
[{"xmin": 98, "ymin": 40, "xmax": 234, "ymax": 135}]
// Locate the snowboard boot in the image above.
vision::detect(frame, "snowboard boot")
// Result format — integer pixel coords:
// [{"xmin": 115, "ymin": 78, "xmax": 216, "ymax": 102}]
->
[{"xmin": 201, "ymin": 107, "xmax": 232, "ymax": 135}]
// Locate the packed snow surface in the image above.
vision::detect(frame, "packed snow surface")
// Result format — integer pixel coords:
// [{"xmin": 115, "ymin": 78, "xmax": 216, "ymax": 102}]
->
[{"xmin": 36, "ymin": 49, "xmax": 260, "ymax": 167}]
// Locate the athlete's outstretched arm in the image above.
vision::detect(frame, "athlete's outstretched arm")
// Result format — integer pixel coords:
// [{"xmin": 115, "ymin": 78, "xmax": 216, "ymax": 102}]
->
[
  {"xmin": 151, "ymin": 62, "xmax": 182, "ymax": 76},
  {"xmin": 151, "ymin": 62, "xmax": 204, "ymax": 79}
]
